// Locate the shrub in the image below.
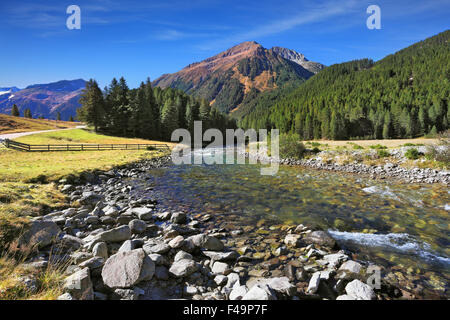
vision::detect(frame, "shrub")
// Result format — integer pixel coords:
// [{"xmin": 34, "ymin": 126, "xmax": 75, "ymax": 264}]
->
[
  {"xmin": 370, "ymin": 144, "xmax": 387, "ymax": 150},
  {"xmin": 426, "ymin": 130, "xmax": 449, "ymax": 166},
  {"xmin": 279, "ymin": 134, "xmax": 306, "ymax": 159},
  {"xmin": 377, "ymin": 149, "xmax": 390, "ymax": 158},
  {"xmin": 146, "ymin": 146, "xmax": 157, "ymax": 151},
  {"xmin": 405, "ymin": 148, "xmax": 421, "ymax": 160}
]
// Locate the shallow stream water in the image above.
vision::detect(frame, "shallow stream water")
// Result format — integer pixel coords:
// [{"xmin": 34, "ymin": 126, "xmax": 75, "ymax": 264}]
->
[{"xmin": 133, "ymin": 149, "xmax": 449, "ymax": 297}]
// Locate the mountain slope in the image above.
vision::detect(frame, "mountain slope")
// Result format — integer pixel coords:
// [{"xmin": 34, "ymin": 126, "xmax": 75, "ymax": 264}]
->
[
  {"xmin": 153, "ymin": 41, "xmax": 324, "ymax": 114},
  {"xmin": 0, "ymin": 79, "xmax": 86, "ymax": 120},
  {"xmin": 241, "ymin": 30, "xmax": 450, "ymax": 140}
]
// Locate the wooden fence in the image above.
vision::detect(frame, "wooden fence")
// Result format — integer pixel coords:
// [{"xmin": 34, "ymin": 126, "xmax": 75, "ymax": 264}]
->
[{"xmin": 1, "ymin": 139, "xmax": 170, "ymax": 152}]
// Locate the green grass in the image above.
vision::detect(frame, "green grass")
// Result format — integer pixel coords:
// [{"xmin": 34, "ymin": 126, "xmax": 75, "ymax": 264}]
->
[{"xmin": 0, "ymin": 129, "xmax": 172, "ymax": 183}]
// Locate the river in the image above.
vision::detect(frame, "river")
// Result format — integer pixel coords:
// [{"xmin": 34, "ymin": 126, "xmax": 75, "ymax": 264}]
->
[{"xmin": 129, "ymin": 149, "xmax": 449, "ymax": 298}]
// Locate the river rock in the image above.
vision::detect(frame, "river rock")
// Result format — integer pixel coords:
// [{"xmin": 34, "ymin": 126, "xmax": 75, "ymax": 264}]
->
[
  {"xmin": 129, "ymin": 219, "xmax": 147, "ymax": 234},
  {"xmin": 98, "ymin": 225, "xmax": 131, "ymax": 243},
  {"xmin": 268, "ymin": 277, "xmax": 296, "ymax": 297},
  {"xmin": 214, "ymin": 275, "xmax": 228, "ymax": 286},
  {"xmin": 92, "ymin": 242, "xmax": 108, "ymax": 260},
  {"xmin": 323, "ymin": 253, "xmax": 349, "ymax": 269},
  {"xmin": 63, "ymin": 268, "xmax": 94, "ymax": 300},
  {"xmin": 101, "ymin": 249, "xmax": 155, "ymax": 288},
  {"xmin": 202, "ymin": 251, "xmax": 239, "ymax": 261},
  {"xmin": 174, "ymin": 250, "xmax": 193, "ymax": 262},
  {"xmin": 168, "ymin": 235, "xmax": 185, "ymax": 248},
  {"xmin": 130, "ymin": 207, "xmax": 153, "ymax": 220},
  {"xmin": 229, "ymin": 284, "xmax": 248, "ymax": 300},
  {"xmin": 307, "ymin": 271, "xmax": 321, "ymax": 294},
  {"xmin": 339, "ymin": 260, "xmax": 362, "ymax": 274},
  {"xmin": 79, "ymin": 192, "xmax": 103, "ymax": 207},
  {"xmin": 143, "ymin": 242, "xmax": 171, "ymax": 255},
  {"xmin": 303, "ymin": 231, "xmax": 336, "ymax": 248},
  {"xmin": 169, "ymin": 259, "xmax": 199, "ymax": 278},
  {"xmin": 190, "ymin": 234, "xmax": 224, "ymax": 251},
  {"xmin": 18, "ymin": 220, "xmax": 61, "ymax": 249},
  {"xmin": 284, "ymin": 234, "xmax": 301, "ymax": 247},
  {"xmin": 242, "ymin": 284, "xmax": 276, "ymax": 300},
  {"xmin": 345, "ymin": 279, "xmax": 376, "ymax": 300},
  {"xmin": 211, "ymin": 261, "xmax": 230, "ymax": 275},
  {"xmin": 171, "ymin": 211, "xmax": 187, "ymax": 224}
]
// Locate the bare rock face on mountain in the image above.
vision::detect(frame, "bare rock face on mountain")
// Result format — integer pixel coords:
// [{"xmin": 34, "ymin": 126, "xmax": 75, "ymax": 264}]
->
[
  {"xmin": 270, "ymin": 46, "xmax": 325, "ymax": 74},
  {"xmin": 153, "ymin": 41, "xmax": 324, "ymax": 114}
]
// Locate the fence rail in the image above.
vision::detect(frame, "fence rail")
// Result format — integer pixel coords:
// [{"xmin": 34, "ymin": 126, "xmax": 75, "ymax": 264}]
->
[{"xmin": 1, "ymin": 139, "xmax": 170, "ymax": 152}]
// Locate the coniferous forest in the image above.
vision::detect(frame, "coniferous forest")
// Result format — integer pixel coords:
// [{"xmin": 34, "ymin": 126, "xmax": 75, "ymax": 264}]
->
[
  {"xmin": 77, "ymin": 77, "xmax": 237, "ymax": 141},
  {"xmin": 240, "ymin": 30, "xmax": 450, "ymax": 140}
]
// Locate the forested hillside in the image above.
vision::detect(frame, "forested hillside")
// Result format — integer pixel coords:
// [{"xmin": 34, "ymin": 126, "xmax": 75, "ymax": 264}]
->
[
  {"xmin": 240, "ymin": 30, "xmax": 450, "ymax": 140},
  {"xmin": 77, "ymin": 77, "xmax": 236, "ymax": 141}
]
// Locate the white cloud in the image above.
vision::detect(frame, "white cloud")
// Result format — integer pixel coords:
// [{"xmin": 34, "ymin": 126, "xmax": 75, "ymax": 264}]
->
[{"xmin": 198, "ymin": 0, "xmax": 360, "ymax": 51}]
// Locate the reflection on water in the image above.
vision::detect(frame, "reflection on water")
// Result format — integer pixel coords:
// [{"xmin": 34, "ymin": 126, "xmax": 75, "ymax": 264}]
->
[{"xmin": 135, "ymin": 150, "xmax": 450, "ymax": 294}]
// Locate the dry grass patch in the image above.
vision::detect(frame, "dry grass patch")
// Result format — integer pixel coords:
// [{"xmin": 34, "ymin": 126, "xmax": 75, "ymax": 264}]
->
[{"xmin": 0, "ymin": 114, "xmax": 78, "ymax": 134}]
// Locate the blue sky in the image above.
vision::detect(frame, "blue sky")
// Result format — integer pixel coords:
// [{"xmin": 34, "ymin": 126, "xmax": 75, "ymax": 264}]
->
[{"xmin": 0, "ymin": 0, "xmax": 449, "ymax": 89}]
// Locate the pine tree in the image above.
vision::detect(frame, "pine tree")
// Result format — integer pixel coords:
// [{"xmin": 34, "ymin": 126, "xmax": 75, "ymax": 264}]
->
[
  {"xmin": 69, "ymin": 116, "xmax": 74, "ymax": 122},
  {"xmin": 199, "ymin": 99, "xmax": 210, "ymax": 128},
  {"xmin": 57, "ymin": 112, "xmax": 61, "ymax": 121},
  {"xmin": 161, "ymin": 99, "xmax": 179, "ymax": 140},
  {"xmin": 383, "ymin": 112, "xmax": 392, "ymax": 139},
  {"xmin": 77, "ymin": 79, "xmax": 105, "ymax": 132},
  {"xmin": 11, "ymin": 104, "xmax": 19, "ymax": 117},
  {"xmin": 24, "ymin": 108, "xmax": 32, "ymax": 118}
]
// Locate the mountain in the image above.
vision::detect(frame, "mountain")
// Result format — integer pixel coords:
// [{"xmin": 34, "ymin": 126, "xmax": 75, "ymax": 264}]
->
[
  {"xmin": 240, "ymin": 30, "xmax": 450, "ymax": 140},
  {"xmin": 153, "ymin": 41, "xmax": 324, "ymax": 114},
  {"xmin": 0, "ymin": 79, "xmax": 86, "ymax": 120},
  {"xmin": 0, "ymin": 87, "xmax": 20, "ymax": 97}
]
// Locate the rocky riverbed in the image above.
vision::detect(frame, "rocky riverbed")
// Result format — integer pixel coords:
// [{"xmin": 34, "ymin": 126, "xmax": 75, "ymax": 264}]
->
[
  {"xmin": 12, "ymin": 155, "xmax": 443, "ymax": 300},
  {"xmin": 243, "ymin": 146, "xmax": 449, "ymax": 184}
]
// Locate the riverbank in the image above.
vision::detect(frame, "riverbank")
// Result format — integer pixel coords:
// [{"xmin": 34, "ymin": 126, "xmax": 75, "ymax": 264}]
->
[
  {"xmin": 244, "ymin": 145, "xmax": 449, "ymax": 184},
  {"xmin": 4, "ymin": 155, "xmax": 446, "ymax": 300}
]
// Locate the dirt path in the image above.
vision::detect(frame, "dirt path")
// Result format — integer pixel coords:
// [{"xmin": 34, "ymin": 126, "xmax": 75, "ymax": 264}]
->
[{"xmin": 0, "ymin": 125, "xmax": 86, "ymax": 140}]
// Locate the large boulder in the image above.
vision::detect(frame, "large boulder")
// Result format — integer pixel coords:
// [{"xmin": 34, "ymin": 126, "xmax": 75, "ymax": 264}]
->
[
  {"xmin": 303, "ymin": 231, "xmax": 336, "ymax": 248},
  {"xmin": 63, "ymin": 268, "xmax": 94, "ymax": 300},
  {"xmin": 345, "ymin": 279, "xmax": 376, "ymax": 300},
  {"xmin": 101, "ymin": 249, "xmax": 155, "ymax": 289},
  {"xmin": 18, "ymin": 220, "xmax": 61, "ymax": 250}
]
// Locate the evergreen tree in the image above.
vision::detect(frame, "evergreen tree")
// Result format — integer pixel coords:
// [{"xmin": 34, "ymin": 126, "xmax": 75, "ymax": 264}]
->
[
  {"xmin": 11, "ymin": 104, "xmax": 19, "ymax": 117},
  {"xmin": 24, "ymin": 108, "xmax": 32, "ymax": 118},
  {"xmin": 77, "ymin": 79, "xmax": 105, "ymax": 132},
  {"xmin": 161, "ymin": 99, "xmax": 179, "ymax": 140},
  {"xmin": 56, "ymin": 112, "xmax": 61, "ymax": 121}
]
